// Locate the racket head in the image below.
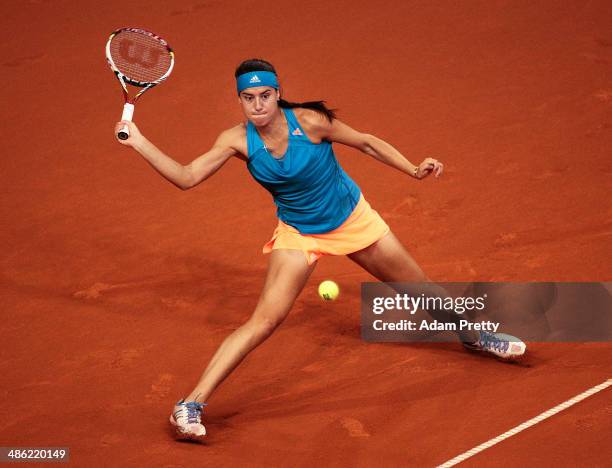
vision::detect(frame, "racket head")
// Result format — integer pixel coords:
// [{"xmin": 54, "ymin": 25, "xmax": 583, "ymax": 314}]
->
[{"xmin": 105, "ymin": 27, "xmax": 174, "ymax": 90}]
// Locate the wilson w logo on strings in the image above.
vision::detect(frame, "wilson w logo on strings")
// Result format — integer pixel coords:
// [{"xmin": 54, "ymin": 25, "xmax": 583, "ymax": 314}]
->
[{"xmin": 119, "ymin": 40, "xmax": 162, "ymax": 68}]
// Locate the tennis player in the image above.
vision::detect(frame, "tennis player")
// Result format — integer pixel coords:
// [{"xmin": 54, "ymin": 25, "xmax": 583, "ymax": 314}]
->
[{"xmin": 115, "ymin": 58, "xmax": 526, "ymax": 441}]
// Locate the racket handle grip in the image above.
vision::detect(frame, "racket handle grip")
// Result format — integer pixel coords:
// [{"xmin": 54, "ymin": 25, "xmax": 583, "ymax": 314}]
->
[{"xmin": 117, "ymin": 103, "xmax": 135, "ymax": 140}]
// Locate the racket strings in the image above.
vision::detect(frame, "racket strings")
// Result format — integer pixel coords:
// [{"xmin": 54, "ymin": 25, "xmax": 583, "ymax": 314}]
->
[{"xmin": 109, "ymin": 31, "xmax": 172, "ymax": 84}]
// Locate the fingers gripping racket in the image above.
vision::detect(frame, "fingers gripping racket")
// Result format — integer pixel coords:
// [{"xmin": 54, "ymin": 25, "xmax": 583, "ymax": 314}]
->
[{"xmin": 105, "ymin": 27, "xmax": 174, "ymax": 140}]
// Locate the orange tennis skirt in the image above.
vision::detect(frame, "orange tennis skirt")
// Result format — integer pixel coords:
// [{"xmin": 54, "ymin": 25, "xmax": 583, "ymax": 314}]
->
[{"xmin": 263, "ymin": 194, "xmax": 390, "ymax": 264}]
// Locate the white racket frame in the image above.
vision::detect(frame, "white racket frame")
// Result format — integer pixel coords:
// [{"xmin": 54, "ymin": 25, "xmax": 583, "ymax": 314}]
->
[{"xmin": 105, "ymin": 27, "xmax": 175, "ymax": 140}]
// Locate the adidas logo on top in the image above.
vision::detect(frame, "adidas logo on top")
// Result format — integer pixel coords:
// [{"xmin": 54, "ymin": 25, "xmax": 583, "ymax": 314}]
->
[
  {"xmin": 249, "ymin": 75, "xmax": 261, "ymax": 83},
  {"xmin": 292, "ymin": 128, "xmax": 303, "ymax": 136}
]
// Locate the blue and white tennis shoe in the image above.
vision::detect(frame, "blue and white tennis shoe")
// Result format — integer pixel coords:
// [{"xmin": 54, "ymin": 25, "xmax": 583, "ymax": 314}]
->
[
  {"xmin": 463, "ymin": 331, "xmax": 527, "ymax": 360},
  {"xmin": 169, "ymin": 399, "xmax": 207, "ymax": 441}
]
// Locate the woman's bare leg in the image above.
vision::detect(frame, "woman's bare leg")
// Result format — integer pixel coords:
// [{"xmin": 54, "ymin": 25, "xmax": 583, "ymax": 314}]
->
[
  {"xmin": 183, "ymin": 249, "xmax": 316, "ymax": 403},
  {"xmin": 347, "ymin": 231, "xmax": 478, "ymax": 343}
]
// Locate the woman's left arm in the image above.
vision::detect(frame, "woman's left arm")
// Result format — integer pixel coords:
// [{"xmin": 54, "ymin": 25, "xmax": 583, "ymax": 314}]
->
[{"xmin": 314, "ymin": 116, "xmax": 443, "ymax": 180}]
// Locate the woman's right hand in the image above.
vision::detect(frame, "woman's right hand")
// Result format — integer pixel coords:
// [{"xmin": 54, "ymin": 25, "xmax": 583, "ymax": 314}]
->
[{"xmin": 114, "ymin": 120, "xmax": 145, "ymax": 147}]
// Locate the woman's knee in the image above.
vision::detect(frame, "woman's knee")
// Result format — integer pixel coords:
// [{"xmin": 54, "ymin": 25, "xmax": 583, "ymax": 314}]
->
[
  {"xmin": 242, "ymin": 249, "xmax": 314, "ymax": 340},
  {"xmin": 391, "ymin": 281, "xmax": 447, "ymax": 300},
  {"xmin": 246, "ymin": 309, "xmax": 287, "ymax": 338}
]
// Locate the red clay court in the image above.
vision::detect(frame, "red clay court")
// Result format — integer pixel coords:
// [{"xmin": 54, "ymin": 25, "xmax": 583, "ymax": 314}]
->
[{"xmin": 1, "ymin": 1, "xmax": 611, "ymax": 466}]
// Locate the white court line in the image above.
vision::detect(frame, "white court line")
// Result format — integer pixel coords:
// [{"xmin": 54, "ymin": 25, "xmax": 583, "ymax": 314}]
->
[{"xmin": 437, "ymin": 379, "xmax": 612, "ymax": 468}]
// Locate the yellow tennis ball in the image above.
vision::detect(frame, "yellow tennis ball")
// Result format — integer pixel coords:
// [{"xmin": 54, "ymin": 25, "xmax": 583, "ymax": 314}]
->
[{"xmin": 318, "ymin": 280, "xmax": 339, "ymax": 301}]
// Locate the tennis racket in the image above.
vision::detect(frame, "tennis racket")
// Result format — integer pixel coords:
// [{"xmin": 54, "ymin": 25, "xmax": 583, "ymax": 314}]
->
[{"xmin": 105, "ymin": 27, "xmax": 174, "ymax": 140}]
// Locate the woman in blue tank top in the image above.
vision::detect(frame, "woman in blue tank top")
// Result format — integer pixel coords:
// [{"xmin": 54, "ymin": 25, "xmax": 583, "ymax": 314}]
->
[{"xmin": 115, "ymin": 58, "xmax": 526, "ymax": 440}]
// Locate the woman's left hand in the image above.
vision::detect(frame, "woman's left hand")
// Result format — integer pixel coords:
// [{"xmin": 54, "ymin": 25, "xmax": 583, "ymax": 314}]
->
[{"xmin": 416, "ymin": 157, "xmax": 444, "ymax": 179}]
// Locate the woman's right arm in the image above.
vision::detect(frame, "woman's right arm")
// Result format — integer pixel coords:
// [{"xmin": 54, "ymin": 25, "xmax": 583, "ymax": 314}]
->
[{"xmin": 115, "ymin": 121, "xmax": 242, "ymax": 190}]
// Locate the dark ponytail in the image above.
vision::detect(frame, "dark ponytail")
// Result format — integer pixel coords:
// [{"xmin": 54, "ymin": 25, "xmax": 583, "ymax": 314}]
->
[
  {"xmin": 277, "ymin": 98, "xmax": 336, "ymax": 122},
  {"xmin": 234, "ymin": 58, "xmax": 337, "ymax": 122}
]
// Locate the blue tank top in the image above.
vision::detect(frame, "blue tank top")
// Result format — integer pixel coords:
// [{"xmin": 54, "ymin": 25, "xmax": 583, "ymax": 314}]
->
[{"xmin": 246, "ymin": 108, "xmax": 361, "ymax": 234}]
